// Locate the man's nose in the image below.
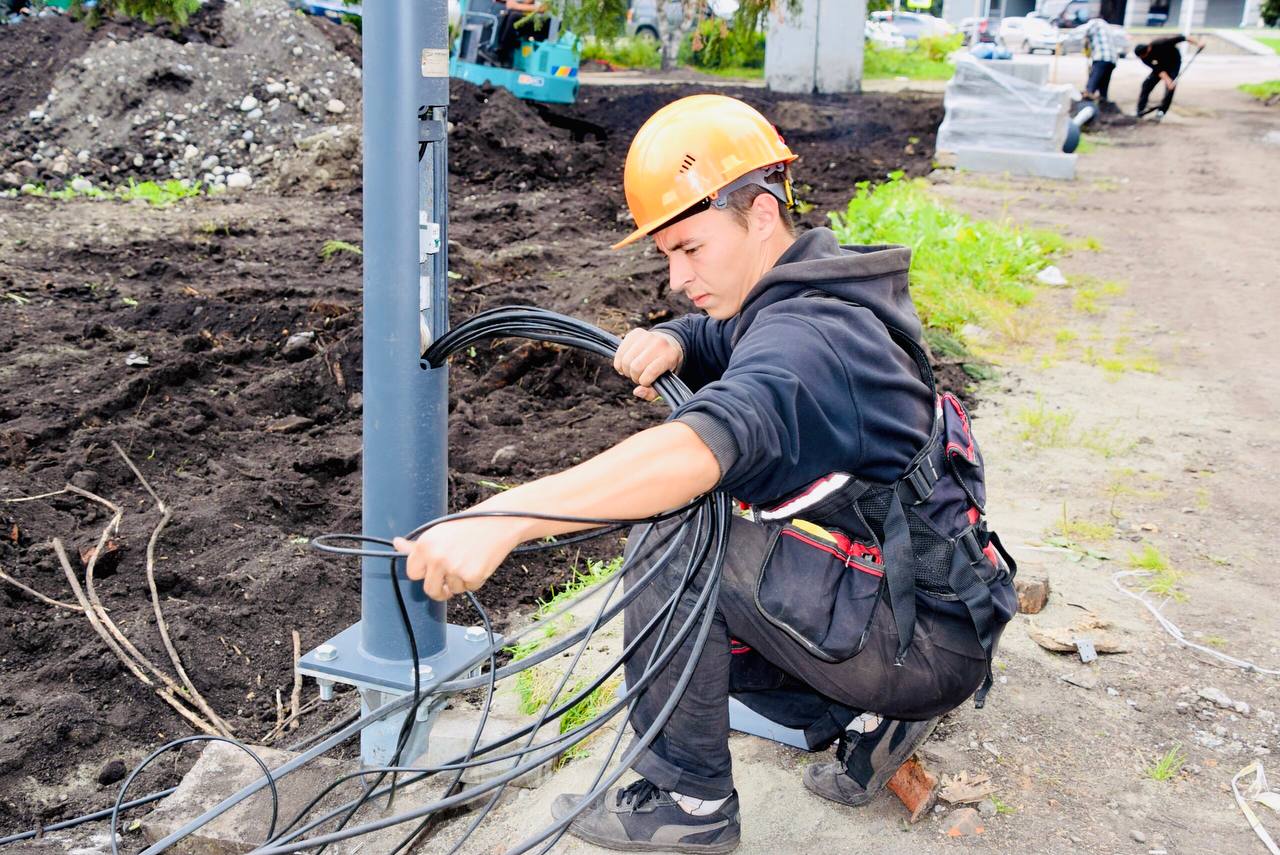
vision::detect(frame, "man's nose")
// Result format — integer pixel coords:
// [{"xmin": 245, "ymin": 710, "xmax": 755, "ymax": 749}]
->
[{"xmin": 668, "ymin": 254, "xmax": 693, "ymax": 293}]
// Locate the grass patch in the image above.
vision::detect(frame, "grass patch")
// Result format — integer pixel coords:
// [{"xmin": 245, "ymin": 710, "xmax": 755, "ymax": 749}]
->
[
  {"xmin": 829, "ymin": 173, "xmax": 1068, "ymax": 345},
  {"xmin": 864, "ymin": 34, "xmax": 962, "ymax": 80},
  {"xmin": 1014, "ymin": 395, "xmax": 1075, "ymax": 448},
  {"xmin": 1251, "ymin": 35, "xmax": 1280, "ymax": 55},
  {"xmin": 1049, "ymin": 504, "xmax": 1115, "ymax": 543},
  {"xmin": 320, "ymin": 239, "xmax": 363, "ymax": 260},
  {"xmin": 509, "ymin": 555, "xmax": 626, "ymax": 762},
  {"xmin": 1072, "ymin": 280, "xmax": 1126, "ymax": 315},
  {"xmin": 1145, "ymin": 743, "xmax": 1186, "ymax": 781},
  {"xmin": 3, "ymin": 178, "xmax": 208, "ymax": 206},
  {"xmin": 1128, "ymin": 544, "xmax": 1185, "ymax": 600},
  {"xmin": 581, "ymin": 35, "xmax": 661, "ymax": 69},
  {"xmin": 1239, "ymin": 79, "xmax": 1280, "ymax": 101}
]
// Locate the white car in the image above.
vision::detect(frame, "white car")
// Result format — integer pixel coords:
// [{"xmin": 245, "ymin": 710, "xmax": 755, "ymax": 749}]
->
[
  {"xmin": 869, "ymin": 10, "xmax": 955, "ymax": 41},
  {"xmin": 1000, "ymin": 14, "xmax": 1069, "ymax": 54},
  {"xmin": 865, "ymin": 19, "xmax": 907, "ymax": 50}
]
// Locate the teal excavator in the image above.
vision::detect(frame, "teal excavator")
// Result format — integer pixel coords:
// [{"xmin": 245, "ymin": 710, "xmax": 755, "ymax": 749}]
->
[{"xmin": 450, "ymin": 0, "xmax": 582, "ymax": 104}]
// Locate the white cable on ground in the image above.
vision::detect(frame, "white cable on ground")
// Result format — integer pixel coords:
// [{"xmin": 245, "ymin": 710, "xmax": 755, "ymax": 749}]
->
[
  {"xmin": 1231, "ymin": 762, "xmax": 1280, "ymax": 855},
  {"xmin": 1111, "ymin": 570, "xmax": 1280, "ymax": 676}
]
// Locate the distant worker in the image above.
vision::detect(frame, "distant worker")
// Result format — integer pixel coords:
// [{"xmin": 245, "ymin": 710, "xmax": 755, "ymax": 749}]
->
[
  {"xmin": 1081, "ymin": 16, "xmax": 1117, "ymax": 104},
  {"xmin": 396, "ymin": 94, "xmax": 1017, "ymax": 852},
  {"xmin": 1135, "ymin": 34, "xmax": 1205, "ymax": 120}
]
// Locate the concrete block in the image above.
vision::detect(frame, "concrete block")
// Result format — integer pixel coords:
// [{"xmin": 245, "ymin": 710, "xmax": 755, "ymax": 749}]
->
[
  {"xmin": 765, "ymin": 0, "xmax": 866, "ymax": 94},
  {"xmin": 414, "ymin": 704, "xmax": 563, "ymax": 790},
  {"xmin": 141, "ymin": 742, "xmax": 347, "ymax": 855},
  {"xmin": 954, "ymin": 147, "xmax": 1077, "ymax": 180}
]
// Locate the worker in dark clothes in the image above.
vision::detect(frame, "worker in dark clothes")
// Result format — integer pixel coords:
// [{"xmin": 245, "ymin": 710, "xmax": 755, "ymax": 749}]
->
[
  {"xmin": 1135, "ymin": 34, "xmax": 1204, "ymax": 119},
  {"xmin": 395, "ymin": 95, "xmax": 1017, "ymax": 853}
]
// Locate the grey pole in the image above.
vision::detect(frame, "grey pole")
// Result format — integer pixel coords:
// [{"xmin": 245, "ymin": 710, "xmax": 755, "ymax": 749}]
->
[{"xmin": 297, "ymin": 0, "xmax": 493, "ymax": 767}]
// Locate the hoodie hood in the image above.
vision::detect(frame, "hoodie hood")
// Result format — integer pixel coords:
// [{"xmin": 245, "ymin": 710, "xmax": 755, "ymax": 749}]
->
[{"xmin": 732, "ymin": 227, "xmax": 922, "ymax": 348}]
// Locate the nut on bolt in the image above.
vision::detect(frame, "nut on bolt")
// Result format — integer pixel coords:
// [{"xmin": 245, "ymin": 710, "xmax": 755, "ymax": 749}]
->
[
  {"xmin": 465, "ymin": 626, "xmax": 487, "ymax": 643},
  {"xmin": 315, "ymin": 643, "xmax": 338, "ymax": 662}
]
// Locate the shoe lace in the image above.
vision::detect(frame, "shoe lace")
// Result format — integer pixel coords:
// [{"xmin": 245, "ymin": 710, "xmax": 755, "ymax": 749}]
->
[{"xmin": 616, "ymin": 779, "xmax": 662, "ymax": 810}]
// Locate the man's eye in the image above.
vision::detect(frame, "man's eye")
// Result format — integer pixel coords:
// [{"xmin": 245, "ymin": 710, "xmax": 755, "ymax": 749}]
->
[{"xmin": 686, "ymin": 246, "xmax": 699, "ymax": 256}]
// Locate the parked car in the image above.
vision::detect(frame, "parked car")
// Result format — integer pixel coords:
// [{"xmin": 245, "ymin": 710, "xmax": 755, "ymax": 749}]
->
[
  {"xmin": 625, "ymin": 0, "xmax": 660, "ymax": 40},
  {"xmin": 958, "ymin": 15, "xmax": 997, "ymax": 45},
  {"xmin": 1000, "ymin": 14, "xmax": 1069, "ymax": 53},
  {"xmin": 866, "ymin": 18, "xmax": 908, "ymax": 49},
  {"xmin": 869, "ymin": 10, "xmax": 956, "ymax": 41}
]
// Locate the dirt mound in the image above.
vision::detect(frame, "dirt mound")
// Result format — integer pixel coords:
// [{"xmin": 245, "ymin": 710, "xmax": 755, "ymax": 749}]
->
[{"xmin": 0, "ymin": 0, "xmax": 359, "ymax": 191}]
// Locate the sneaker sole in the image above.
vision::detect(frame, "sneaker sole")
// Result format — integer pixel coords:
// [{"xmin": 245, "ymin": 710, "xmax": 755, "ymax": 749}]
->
[
  {"xmin": 568, "ymin": 823, "xmax": 741, "ymax": 854},
  {"xmin": 804, "ymin": 718, "xmax": 939, "ymax": 807}
]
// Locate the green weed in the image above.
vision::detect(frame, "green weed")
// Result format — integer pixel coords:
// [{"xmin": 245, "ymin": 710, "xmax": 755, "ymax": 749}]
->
[
  {"xmin": 1077, "ymin": 425, "xmax": 1136, "ymax": 459},
  {"xmin": 1239, "ymin": 80, "xmax": 1280, "ymax": 101},
  {"xmin": 1129, "ymin": 544, "xmax": 1186, "ymax": 601},
  {"xmin": 320, "ymin": 240, "xmax": 363, "ymax": 260},
  {"xmin": 1202, "ymin": 635, "xmax": 1227, "ymax": 649},
  {"xmin": 829, "ymin": 173, "xmax": 1067, "ymax": 344},
  {"xmin": 581, "ymin": 35, "xmax": 661, "ymax": 69},
  {"xmin": 990, "ymin": 795, "xmax": 1017, "ymax": 815},
  {"xmin": 1049, "ymin": 504, "xmax": 1114, "ymax": 543},
  {"xmin": 1014, "ymin": 396, "xmax": 1075, "ymax": 448},
  {"xmin": 864, "ymin": 34, "xmax": 963, "ymax": 80},
  {"xmin": 6, "ymin": 178, "xmax": 205, "ymax": 206},
  {"xmin": 1145, "ymin": 743, "xmax": 1186, "ymax": 781}
]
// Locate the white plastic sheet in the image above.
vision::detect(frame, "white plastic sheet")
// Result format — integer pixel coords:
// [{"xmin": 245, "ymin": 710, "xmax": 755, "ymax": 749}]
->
[{"xmin": 936, "ymin": 56, "xmax": 1074, "ymax": 154}]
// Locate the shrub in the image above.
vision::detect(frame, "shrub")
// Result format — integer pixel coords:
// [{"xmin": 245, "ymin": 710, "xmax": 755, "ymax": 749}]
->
[
  {"xmin": 678, "ymin": 17, "xmax": 766, "ymax": 69},
  {"xmin": 70, "ymin": 0, "xmax": 199, "ymax": 27},
  {"xmin": 581, "ymin": 35, "xmax": 662, "ymax": 69}
]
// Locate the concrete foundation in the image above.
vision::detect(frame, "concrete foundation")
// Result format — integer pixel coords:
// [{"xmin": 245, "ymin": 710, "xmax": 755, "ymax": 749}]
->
[
  {"xmin": 764, "ymin": 0, "xmax": 866, "ymax": 94},
  {"xmin": 954, "ymin": 146, "xmax": 1078, "ymax": 179}
]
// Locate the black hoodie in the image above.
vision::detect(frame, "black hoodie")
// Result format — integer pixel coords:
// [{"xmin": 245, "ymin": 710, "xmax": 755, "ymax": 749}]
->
[{"xmin": 655, "ymin": 227, "xmax": 933, "ymax": 504}]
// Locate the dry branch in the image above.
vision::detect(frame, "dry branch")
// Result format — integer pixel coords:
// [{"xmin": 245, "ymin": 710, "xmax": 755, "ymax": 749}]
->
[
  {"xmin": 113, "ymin": 441, "xmax": 234, "ymax": 737},
  {"xmin": 0, "ymin": 566, "xmax": 83, "ymax": 611},
  {"xmin": 289, "ymin": 629, "xmax": 302, "ymax": 730}
]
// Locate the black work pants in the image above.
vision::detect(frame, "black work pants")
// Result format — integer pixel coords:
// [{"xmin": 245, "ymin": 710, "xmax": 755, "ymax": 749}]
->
[
  {"xmin": 1086, "ymin": 60, "xmax": 1116, "ymax": 101},
  {"xmin": 1138, "ymin": 69, "xmax": 1177, "ymax": 114},
  {"xmin": 622, "ymin": 515, "xmax": 988, "ymax": 800}
]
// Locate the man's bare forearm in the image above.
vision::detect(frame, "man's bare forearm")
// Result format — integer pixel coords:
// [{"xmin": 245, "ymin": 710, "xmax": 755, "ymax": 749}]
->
[{"xmin": 474, "ymin": 421, "xmax": 721, "ymax": 543}]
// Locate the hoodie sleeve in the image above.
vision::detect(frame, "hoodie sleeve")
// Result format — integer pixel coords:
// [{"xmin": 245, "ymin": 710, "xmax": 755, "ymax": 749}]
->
[
  {"xmin": 668, "ymin": 311, "xmax": 861, "ymax": 501},
  {"xmin": 652, "ymin": 313, "xmax": 736, "ymax": 393}
]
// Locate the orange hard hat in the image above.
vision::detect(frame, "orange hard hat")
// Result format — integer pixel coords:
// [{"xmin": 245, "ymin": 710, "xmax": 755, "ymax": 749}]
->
[{"xmin": 612, "ymin": 94, "xmax": 798, "ymax": 249}]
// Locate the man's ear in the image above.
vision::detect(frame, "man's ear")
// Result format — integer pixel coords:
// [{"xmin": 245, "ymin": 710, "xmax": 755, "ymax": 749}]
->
[{"xmin": 749, "ymin": 191, "xmax": 781, "ymax": 239}]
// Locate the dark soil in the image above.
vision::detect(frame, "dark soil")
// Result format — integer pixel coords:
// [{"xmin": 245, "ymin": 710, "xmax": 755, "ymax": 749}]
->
[{"xmin": 0, "ymin": 39, "xmax": 948, "ymax": 837}]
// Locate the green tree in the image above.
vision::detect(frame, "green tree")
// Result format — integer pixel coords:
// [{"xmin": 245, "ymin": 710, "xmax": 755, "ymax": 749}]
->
[
  {"xmin": 70, "ymin": 0, "xmax": 199, "ymax": 27},
  {"xmin": 1262, "ymin": 0, "xmax": 1279, "ymax": 26}
]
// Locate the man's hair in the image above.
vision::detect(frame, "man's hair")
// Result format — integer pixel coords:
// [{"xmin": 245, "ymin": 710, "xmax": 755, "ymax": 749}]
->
[
  {"xmin": 722, "ymin": 170, "xmax": 796, "ymax": 236},
  {"xmin": 1135, "ymin": 42, "xmax": 1150, "ymax": 55}
]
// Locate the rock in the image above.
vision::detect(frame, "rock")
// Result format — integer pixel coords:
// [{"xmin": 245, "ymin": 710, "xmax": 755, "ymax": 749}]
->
[
  {"xmin": 12, "ymin": 160, "xmax": 37, "ymax": 178},
  {"xmin": 76, "ymin": 149, "xmax": 90, "ymax": 163},
  {"xmin": 1130, "ymin": 829, "xmax": 1147, "ymax": 843},
  {"xmin": 242, "ymin": 130, "xmax": 255, "ymax": 143},
  {"xmin": 347, "ymin": 392, "xmax": 363, "ymax": 412},
  {"xmin": 132, "ymin": 154, "xmax": 145, "ymax": 167},
  {"xmin": 280, "ymin": 331, "xmax": 315, "ymax": 360},
  {"xmin": 1199, "ymin": 687, "xmax": 1234, "ymax": 709},
  {"xmin": 70, "ymin": 470, "xmax": 100, "ymax": 491},
  {"xmin": 1036, "ymin": 265, "xmax": 1068, "ymax": 286},
  {"xmin": 0, "ymin": 172, "xmax": 20, "ymax": 188},
  {"xmin": 977, "ymin": 799, "xmax": 997, "ymax": 817},
  {"xmin": 226, "ymin": 171, "xmax": 253, "ymax": 190},
  {"xmin": 266, "ymin": 82, "xmax": 287, "ymax": 95},
  {"xmin": 325, "ymin": 98, "xmax": 347, "ymax": 114},
  {"xmin": 125, "ymin": 352, "xmax": 150, "ymax": 367},
  {"xmin": 292, "ymin": 45, "xmax": 304, "ymax": 56},
  {"xmin": 266, "ymin": 415, "xmax": 315, "ymax": 434},
  {"xmin": 1014, "ymin": 576, "xmax": 1049, "ymax": 614},
  {"xmin": 70, "ymin": 177, "xmax": 93, "ymax": 193},
  {"xmin": 28, "ymin": 108, "xmax": 45, "ymax": 122},
  {"xmin": 98, "ymin": 758, "xmax": 127, "ymax": 786},
  {"xmin": 944, "ymin": 807, "xmax": 985, "ymax": 837},
  {"xmin": 239, "ymin": 95, "xmax": 259, "ymax": 112},
  {"xmin": 246, "ymin": 108, "xmax": 263, "ymax": 121},
  {"xmin": 51, "ymin": 158, "xmax": 70, "ymax": 176},
  {"xmin": 200, "ymin": 154, "xmax": 220, "ymax": 171},
  {"xmin": 491, "ymin": 444, "xmax": 519, "ymax": 469}
]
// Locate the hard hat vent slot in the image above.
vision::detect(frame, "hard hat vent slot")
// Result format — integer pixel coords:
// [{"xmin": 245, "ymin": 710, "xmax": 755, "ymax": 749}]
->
[{"xmin": 679, "ymin": 154, "xmax": 697, "ymax": 173}]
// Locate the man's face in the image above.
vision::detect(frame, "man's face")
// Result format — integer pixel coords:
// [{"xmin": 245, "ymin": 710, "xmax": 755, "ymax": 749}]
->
[{"xmin": 653, "ymin": 207, "xmax": 759, "ymax": 321}]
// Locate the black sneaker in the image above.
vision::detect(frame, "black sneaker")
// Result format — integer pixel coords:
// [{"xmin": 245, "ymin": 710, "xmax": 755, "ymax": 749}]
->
[
  {"xmin": 802, "ymin": 716, "xmax": 938, "ymax": 807},
  {"xmin": 551, "ymin": 779, "xmax": 741, "ymax": 853}
]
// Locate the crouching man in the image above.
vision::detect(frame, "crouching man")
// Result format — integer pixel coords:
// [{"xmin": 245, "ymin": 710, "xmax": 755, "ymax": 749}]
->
[{"xmin": 396, "ymin": 95, "xmax": 1017, "ymax": 853}]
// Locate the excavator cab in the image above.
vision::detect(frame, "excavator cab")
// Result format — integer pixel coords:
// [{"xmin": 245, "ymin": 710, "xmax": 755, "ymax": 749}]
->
[{"xmin": 451, "ymin": 0, "xmax": 581, "ymax": 104}]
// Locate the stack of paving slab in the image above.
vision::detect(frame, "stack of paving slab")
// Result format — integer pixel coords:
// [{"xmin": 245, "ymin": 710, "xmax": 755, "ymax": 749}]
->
[{"xmin": 936, "ymin": 56, "xmax": 1079, "ymax": 180}]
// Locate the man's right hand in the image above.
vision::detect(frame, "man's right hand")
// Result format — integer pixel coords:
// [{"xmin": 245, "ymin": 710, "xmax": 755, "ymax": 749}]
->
[{"xmin": 613, "ymin": 328, "xmax": 683, "ymax": 401}]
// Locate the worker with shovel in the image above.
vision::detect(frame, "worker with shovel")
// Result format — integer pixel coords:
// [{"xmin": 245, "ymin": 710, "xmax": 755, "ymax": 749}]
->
[
  {"xmin": 1135, "ymin": 34, "xmax": 1205, "ymax": 120},
  {"xmin": 395, "ymin": 95, "xmax": 1016, "ymax": 852}
]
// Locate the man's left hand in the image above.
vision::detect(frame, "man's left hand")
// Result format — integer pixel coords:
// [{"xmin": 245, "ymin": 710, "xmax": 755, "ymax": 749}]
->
[{"xmin": 393, "ymin": 517, "xmax": 521, "ymax": 601}]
